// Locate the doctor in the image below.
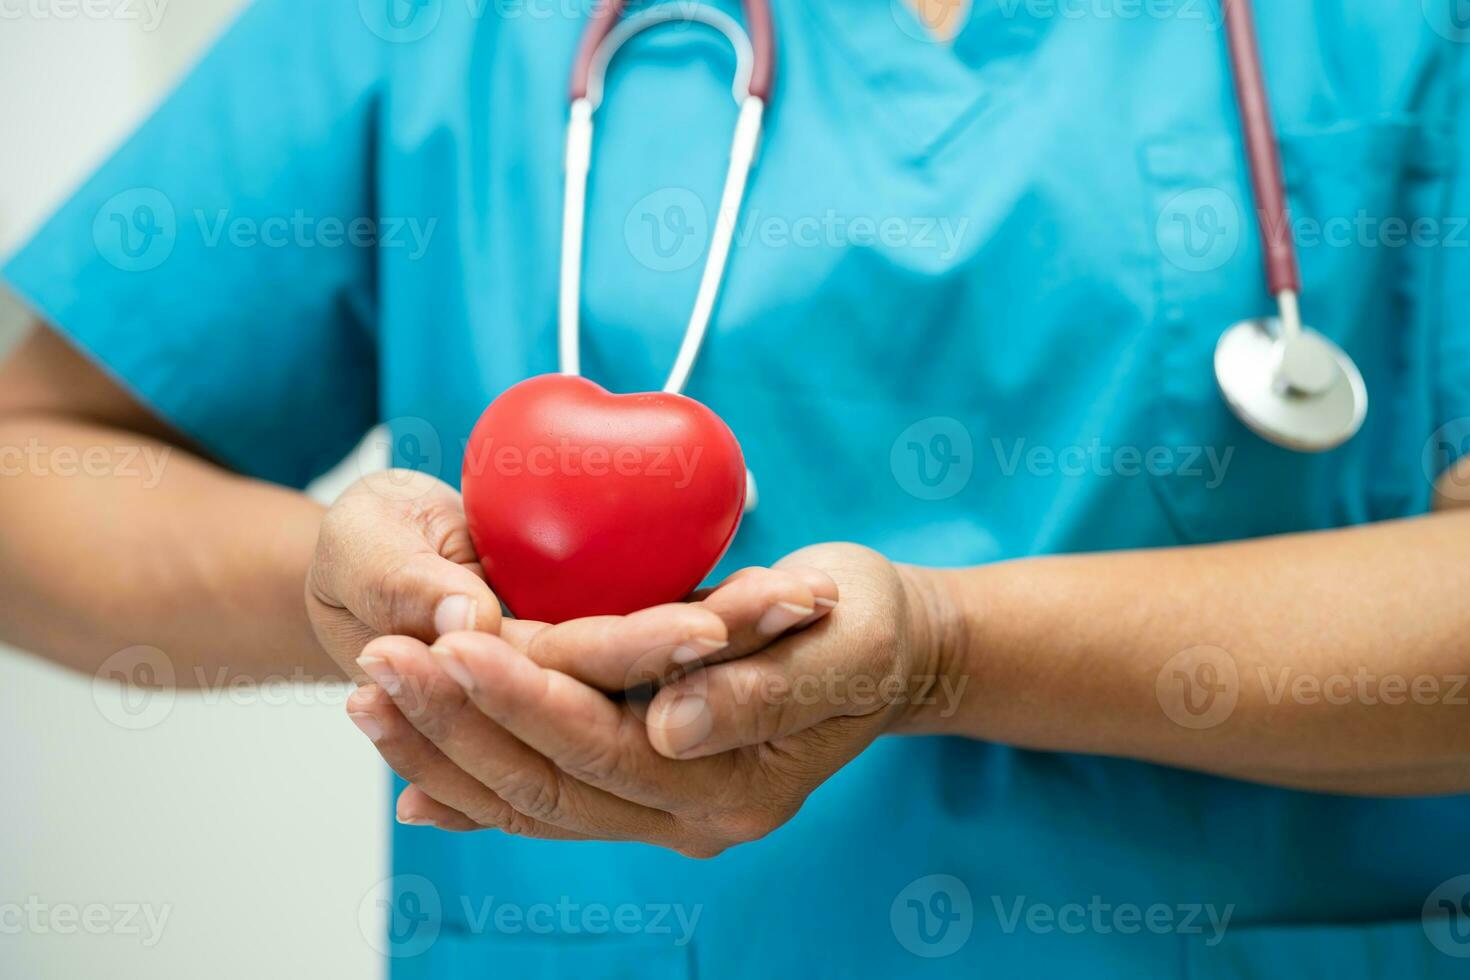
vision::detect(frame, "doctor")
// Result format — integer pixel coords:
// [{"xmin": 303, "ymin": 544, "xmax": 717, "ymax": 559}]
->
[{"xmin": 2, "ymin": 0, "xmax": 1469, "ymax": 976}]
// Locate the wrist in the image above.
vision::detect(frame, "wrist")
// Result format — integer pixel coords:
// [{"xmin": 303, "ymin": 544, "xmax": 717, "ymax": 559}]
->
[{"xmin": 890, "ymin": 563, "xmax": 972, "ymax": 735}]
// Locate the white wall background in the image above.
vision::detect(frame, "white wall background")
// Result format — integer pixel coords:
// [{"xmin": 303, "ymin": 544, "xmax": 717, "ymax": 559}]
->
[{"xmin": 0, "ymin": 4, "xmax": 389, "ymax": 977}]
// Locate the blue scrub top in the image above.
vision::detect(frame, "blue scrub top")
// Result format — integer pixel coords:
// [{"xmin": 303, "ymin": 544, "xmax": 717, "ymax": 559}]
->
[{"xmin": 7, "ymin": 1, "xmax": 1470, "ymax": 975}]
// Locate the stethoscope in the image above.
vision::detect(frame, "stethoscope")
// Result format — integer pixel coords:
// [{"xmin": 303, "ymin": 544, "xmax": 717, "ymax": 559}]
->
[
  {"xmin": 557, "ymin": 0, "xmax": 1368, "ymax": 502},
  {"xmin": 1213, "ymin": 0, "xmax": 1367, "ymax": 452}
]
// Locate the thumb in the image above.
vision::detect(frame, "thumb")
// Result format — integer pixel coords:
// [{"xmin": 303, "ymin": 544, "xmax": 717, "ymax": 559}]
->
[
  {"xmin": 310, "ymin": 471, "xmax": 502, "ymax": 646},
  {"xmin": 357, "ymin": 549, "xmax": 502, "ymax": 642}
]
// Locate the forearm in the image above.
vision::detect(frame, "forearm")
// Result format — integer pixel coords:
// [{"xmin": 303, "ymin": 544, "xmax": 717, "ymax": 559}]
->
[
  {"xmin": 0, "ymin": 414, "xmax": 335, "ymax": 684},
  {"xmin": 905, "ymin": 511, "xmax": 1470, "ymax": 796}
]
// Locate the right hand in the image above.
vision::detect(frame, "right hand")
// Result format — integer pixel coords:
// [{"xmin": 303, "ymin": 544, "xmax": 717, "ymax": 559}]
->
[{"xmin": 305, "ymin": 470, "xmax": 504, "ymax": 683}]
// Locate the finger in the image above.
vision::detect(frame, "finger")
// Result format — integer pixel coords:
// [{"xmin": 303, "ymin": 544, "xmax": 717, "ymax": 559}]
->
[
  {"xmin": 360, "ymin": 634, "xmax": 683, "ymax": 844},
  {"xmin": 779, "ymin": 565, "xmax": 841, "ymax": 628},
  {"xmin": 694, "ymin": 565, "xmax": 838, "ymax": 608},
  {"xmin": 309, "ymin": 473, "xmax": 502, "ymax": 662},
  {"xmin": 431, "ymin": 630, "xmax": 728, "ymax": 812},
  {"xmin": 696, "ymin": 567, "xmax": 837, "ymax": 661},
  {"xmin": 345, "ymin": 683, "xmax": 581, "ymax": 839},
  {"xmin": 644, "ymin": 620, "xmax": 878, "ymax": 760},
  {"xmin": 498, "ymin": 618, "xmax": 551, "ymax": 649},
  {"xmin": 521, "ymin": 603, "xmax": 728, "ymax": 691},
  {"xmin": 772, "ymin": 559, "xmax": 844, "ymax": 628},
  {"xmin": 395, "ymin": 785, "xmax": 485, "ymax": 832},
  {"xmin": 685, "ymin": 566, "xmax": 764, "ymax": 601}
]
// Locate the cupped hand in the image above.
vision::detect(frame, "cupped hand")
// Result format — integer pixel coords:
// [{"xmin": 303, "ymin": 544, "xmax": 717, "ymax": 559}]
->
[
  {"xmin": 350, "ymin": 542, "xmax": 944, "ymax": 857},
  {"xmin": 317, "ymin": 473, "xmax": 842, "ymax": 840},
  {"xmin": 305, "ymin": 470, "xmax": 504, "ymax": 680}
]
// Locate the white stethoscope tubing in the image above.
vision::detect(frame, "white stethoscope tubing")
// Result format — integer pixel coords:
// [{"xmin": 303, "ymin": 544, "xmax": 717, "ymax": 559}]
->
[{"xmin": 558, "ymin": 5, "xmax": 765, "ymax": 398}]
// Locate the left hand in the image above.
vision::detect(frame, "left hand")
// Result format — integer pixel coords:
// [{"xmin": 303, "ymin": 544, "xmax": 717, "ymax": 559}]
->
[{"xmin": 347, "ymin": 543, "xmax": 944, "ymax": 856}]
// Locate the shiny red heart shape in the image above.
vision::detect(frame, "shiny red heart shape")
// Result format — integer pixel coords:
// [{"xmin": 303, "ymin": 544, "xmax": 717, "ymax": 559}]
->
[{"xmin": 461, "ymin": 374, "xmax": 746, "ymax": 624}]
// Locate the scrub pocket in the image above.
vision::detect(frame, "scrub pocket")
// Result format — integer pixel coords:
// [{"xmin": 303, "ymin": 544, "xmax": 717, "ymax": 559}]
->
[
  {"xmin": 1139, "ymin": 118, "xmax": 1455, "ymax": 543},
  {"xmin": 1182, "ymin": 917, "xmax": 1470, "ymax": 980}
]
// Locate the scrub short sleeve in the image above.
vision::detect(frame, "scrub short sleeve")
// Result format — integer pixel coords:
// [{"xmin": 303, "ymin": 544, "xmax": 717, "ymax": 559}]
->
[{"xmin": 1, "ymin": 0, "xmax": 384, "ymax": 488}]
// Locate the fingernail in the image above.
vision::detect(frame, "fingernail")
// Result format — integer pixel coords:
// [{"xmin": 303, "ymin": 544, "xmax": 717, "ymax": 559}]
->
[
  {"xmin": 757, "ymin": 602, "xmax": 813, "ymax": 636},
  {"xmin": 430, "ymin": 643, "xmax": 476, "ymax": 693},
  {"xmin": 357, "ymin": 655, "xmax": 402, "ymax": 697},
  {"xmin": 348, "ymin": 712, "xmax": 383, "ymax": 742},
  {"xmin": 671, "ymin": 638, "xmax": 727, "ymax": 666},
  {"xmin": 397, "ymin": 814, "xmax": 436, "ymax": 827},
  {"xmin": 814, "ymin": 597, "xmax": 838, "ymax": 609},
  {"xmin": 656, "ymin": 693, "xmax": 712, "ymax": 757},
  {"xmin": 435, "ymin": 594, "xmax": 477, "ymax": 636}
]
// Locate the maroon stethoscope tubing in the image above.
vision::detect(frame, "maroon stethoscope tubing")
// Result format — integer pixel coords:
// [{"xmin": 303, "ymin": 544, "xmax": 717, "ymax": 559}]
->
[
  {"xmin": 1221, "ymin": 0, "xmax": 1300, "ymax": 296},
  {"xmin": 569, "ymin": 0, "xmax": 776, "ymax": 102}
]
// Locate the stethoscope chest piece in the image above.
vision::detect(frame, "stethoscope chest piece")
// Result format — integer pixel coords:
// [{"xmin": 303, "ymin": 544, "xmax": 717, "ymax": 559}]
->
[{"xmin": 1214, "ymin": 316, "xmax": 1367, "ymax": 453}]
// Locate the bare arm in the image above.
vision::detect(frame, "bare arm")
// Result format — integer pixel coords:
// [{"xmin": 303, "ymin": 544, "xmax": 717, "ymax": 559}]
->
[
  {"xmin": 910, "ymin": 487, "xmax": 1470, "ymax": 796},
  {"xmin": 0, "ymin": 323, "xmax": 333, "ymax": 683},
  {"xmin": 0, "ymin": 321, "xmax": 509, "ymax": 692}
]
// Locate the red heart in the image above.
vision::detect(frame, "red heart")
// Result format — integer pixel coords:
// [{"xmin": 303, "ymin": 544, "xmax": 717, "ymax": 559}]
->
[{"xmin": 462, "ymin": 375, "xmax": 746, "ymax": 623}]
